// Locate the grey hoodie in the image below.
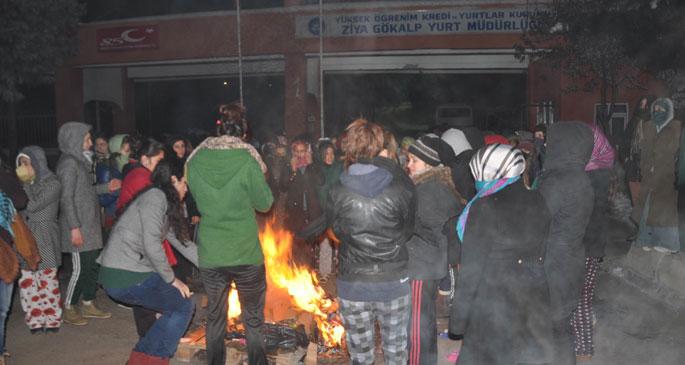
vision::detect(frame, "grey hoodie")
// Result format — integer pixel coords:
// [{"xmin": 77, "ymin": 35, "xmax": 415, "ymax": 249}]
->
[
  {"xmin": 56, "ymin": 122, "xmax": 108, "ymax": 253},
  {"xmin": 19, "ymin": 146, "xmax": 54, "ymax": 182}
]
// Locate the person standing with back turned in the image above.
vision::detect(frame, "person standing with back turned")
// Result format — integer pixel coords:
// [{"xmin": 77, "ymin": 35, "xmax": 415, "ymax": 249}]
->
[{"xmin": 186, "ymin": 103, "xmax": 273, "ymax": 365}]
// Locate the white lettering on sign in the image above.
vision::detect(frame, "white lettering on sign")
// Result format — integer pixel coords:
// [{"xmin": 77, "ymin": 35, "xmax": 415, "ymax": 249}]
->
[{"xmin": 296, "ymin": 7, "xmax": 548, "ymax": 38}]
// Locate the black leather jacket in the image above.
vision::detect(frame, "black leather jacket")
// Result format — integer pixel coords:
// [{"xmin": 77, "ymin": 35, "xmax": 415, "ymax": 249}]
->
[{"xmin": 327, "ymin": 157, "xmax": 415, "ymax": 282}]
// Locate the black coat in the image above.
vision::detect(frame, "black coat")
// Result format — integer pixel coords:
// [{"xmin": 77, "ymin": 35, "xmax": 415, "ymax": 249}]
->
[
  {"xmin": 407, "ymin": 167, "xmax": 463, "ymax": 280},
  {"xmin": 538, "ymin": 121, "xmax": 594, "ymax": 321},
  {"xmin": 327, "ymin": 157, "xmax": 415, "ymax": 282},
  {"xmin": 281, "ymin": 163, "xmax": 324, "ymax": 233},
  {"xmin": 583, "ymin": 168, "xmax": 612, "ymax": 258},
  {"xmin": 449, "ymin": 181, "xmax": 553, "ymax": 365}
]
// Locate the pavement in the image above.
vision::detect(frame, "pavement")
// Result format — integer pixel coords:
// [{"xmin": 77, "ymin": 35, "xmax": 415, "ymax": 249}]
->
[{"xmin": 4, "ymin": 218, "xmax": 685, "ymax": 364}]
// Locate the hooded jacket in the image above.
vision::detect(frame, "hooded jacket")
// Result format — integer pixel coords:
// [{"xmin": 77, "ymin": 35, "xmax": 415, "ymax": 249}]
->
[
  {"xmin": 56, "ymin": 122, "xmax": 108, "ymax": 253},
  {"xmin": 537, "ymin": 121, "xmax": 594, "ymax": 320},
  {"xmin": 632, "ymin": 98, "xmax": 682, "ymax": 227},
  {"xmin": 108, "ymin": 134, "xmax": 129, "ymax": 172},
  {"xmin": 18, "ymin": 146, "xmax": 62, "ymax": 269},
  {"xmin": 186, "ymin": 136, "xmax": 273, "ymax": 268},
  {"xmin": 327, "ymin": 157, "xmax": 415, "ymax": 282},
  {"xmin": 441, "ymin": 129, "xmax": 476, "ymax": 200}
]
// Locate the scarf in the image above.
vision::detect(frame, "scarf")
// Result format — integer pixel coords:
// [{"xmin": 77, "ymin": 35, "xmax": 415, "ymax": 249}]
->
[
  {"xmin": 651, "ymin": 98, "xmax": 675, "ymax": 133},
  {"xmin": 457, "ymin": 143, "xmax": 525, "ymax": 242},
  {"xmin": 456, "ymin": 176, "xmax": 520, "ymax": 242},
  {"xmin": 0, "ymin": 191, "xmax": 16, "ymax": 238}
]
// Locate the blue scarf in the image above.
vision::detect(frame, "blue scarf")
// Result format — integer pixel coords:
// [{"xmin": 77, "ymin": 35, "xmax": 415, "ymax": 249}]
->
[
  {"xmin": 0, "ymin": 191, "xmax": 16, "ymax": 238},
  {"xmin": 456, "ymin": 176, "xmax": 520, "ymax": 242}
]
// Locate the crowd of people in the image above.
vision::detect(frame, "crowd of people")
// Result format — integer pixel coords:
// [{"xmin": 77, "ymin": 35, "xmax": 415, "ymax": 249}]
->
[{"xmin": 0, "ymin": 96, "xmax": 683, "ymax": 365}]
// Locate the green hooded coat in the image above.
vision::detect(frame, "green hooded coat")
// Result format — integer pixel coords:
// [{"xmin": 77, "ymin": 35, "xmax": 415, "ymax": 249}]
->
[{"xmin": 187, "ymin": 137, "xmax": 273, "ymax": 268}]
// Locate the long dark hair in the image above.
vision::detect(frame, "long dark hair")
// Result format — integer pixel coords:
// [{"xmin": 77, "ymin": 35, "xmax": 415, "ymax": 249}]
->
[
  {"xmin": 151, "ymin": 160, "xmax": 190, "ymax": 242},
  {"xmin": 120, "ymin": 160, "xmax": 190, "ymax": 243},
  {"xmin": 136, "ymin": 138, "xmax": 165, "ymax": 161},
  {"xmin": 165, "ymin": 135, "xmax": 189, "ymax": 178}
]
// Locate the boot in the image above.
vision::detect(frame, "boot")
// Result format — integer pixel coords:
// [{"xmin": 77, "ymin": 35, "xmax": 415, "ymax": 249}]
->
[
  {"xmin": 81, "ymin": 300, "xmax": 112, "ymax": 319},
  {"xmin": 127, "ymin": 351, "xmax": 169, "ymax": 365},
  {"xmin": 63, "ymin": 305, "xmax": 88, "ymax": 326}
]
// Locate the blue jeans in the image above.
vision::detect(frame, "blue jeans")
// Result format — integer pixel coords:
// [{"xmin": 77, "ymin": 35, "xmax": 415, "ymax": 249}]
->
[
  {"xmin": 105, "ymin": 273, "xmax": 193, "ymax": 358},
  {"xmin": 0, "ymin": 280, "xmax": 14, "ymax": 354}
]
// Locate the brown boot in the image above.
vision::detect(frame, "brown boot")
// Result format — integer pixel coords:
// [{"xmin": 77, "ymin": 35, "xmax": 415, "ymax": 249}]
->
[
  {"xmin": 81, "ymin": 300, "xmax": 111, "ymax": 319},
  {"xmin": 63, "ymin": 306, "xmax": 88, "ymax": 326}
]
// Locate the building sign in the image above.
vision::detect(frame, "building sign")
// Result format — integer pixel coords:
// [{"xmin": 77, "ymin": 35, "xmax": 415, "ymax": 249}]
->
[
  {"xmin": 97, "ymin": 25, "xmax": 159, "ymax": 52},
  {"xmin": 296, "ymin": 7, "xmax": 547, "ymax": 38}
]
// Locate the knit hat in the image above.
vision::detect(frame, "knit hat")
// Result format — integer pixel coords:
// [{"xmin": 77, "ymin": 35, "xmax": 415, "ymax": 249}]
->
[{"xmin": 408, "ymin": 135, "xmax": 443, "ymax": 166}]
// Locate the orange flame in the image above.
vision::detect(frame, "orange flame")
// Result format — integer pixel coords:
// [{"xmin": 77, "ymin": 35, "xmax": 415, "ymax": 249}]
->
[
  {"xmin": 260, "ymin": 219, "xmax": 345, "ymax": 347},
  {"xmin": 227, "ymin": 283, "xmax": 241, "ymax": 320}
]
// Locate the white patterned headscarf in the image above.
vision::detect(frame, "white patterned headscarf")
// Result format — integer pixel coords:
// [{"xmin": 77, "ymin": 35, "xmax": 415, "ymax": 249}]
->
[{"xmin": 469, "ymin": 143, "xmax": 525, "ymax": 182}]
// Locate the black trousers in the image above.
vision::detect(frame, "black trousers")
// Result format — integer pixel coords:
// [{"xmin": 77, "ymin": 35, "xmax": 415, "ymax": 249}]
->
[
  {"xmin": 200, "ymin": 264, "xmax": 267, "ymax": 365},
  {"xmin": 408, "ymin": 279, "xmax": 439, "ymax": 365}
]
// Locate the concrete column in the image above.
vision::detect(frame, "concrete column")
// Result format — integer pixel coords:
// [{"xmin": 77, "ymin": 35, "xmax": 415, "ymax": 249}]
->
[
  {"xmin": 284, "ymin": 53, "xmax": 308, "ymax": 139},
  {"xmin": 113, "ymin": 69, "xmax": 136, "ymax": 133}
]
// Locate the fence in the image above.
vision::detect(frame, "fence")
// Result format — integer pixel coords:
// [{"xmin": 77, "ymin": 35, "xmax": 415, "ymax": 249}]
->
[{"xmin": 0, "ymin": 114, "xmax": 58, "ymax": 149}]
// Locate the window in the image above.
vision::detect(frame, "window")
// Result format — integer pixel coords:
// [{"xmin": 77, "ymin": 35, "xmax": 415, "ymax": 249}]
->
[{"xmin": 594, "ymin": 102, "xmax": 629, "ymax": 137}]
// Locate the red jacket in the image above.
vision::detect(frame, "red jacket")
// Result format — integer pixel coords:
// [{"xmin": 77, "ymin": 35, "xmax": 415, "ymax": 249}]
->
[{"xmin": 115, "ymin": 166, "xmax": 177, "ymax": 265}]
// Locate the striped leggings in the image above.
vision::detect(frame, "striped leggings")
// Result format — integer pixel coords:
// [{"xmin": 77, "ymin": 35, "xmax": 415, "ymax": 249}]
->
[{"xmin": 572, "ymin": 257, "xmax": 600, "ymax": 356}]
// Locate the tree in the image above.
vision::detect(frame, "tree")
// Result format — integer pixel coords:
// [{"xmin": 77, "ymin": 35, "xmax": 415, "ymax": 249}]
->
[
  {"xmin": 516, "ymin": 0, "xmax": 685, "ymax": 132},
  {"xmin": 0, "ymin": 0, "xmax": 83, "ymax": 160}
]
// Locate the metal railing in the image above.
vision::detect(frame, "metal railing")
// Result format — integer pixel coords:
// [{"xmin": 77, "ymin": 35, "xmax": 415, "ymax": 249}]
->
[{"xmin": 0, "ymin": 114, "xmax": 58, "ymax": 149}]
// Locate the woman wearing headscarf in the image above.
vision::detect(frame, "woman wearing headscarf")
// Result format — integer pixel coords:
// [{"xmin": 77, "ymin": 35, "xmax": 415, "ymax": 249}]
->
[
  {"xmin": 572, "ymin": 125, "xmax": 615, "ymax": 360},
  {"xmin": 15, "ymin": 147, "xmax": 63, "ymax": 333},
  {"xmin": 538, "ymin": 121, "xmax": 595, "ymax": 365},
  {"xmin": 632, "ymin": 97, "xmax": 683, "ymax": 253},
  {"xmin": 108, "ymin": 134, "xmax": 131, "ymax": 173},
  {"xmin": 449, "ymin": 143, "xmax": 552, "ymax": 365}
]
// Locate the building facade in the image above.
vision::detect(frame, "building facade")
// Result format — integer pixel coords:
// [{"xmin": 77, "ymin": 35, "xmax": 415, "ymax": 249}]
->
[{"xmin": 56, "ymin": 0, "xmax": 664, "ymax": 140}]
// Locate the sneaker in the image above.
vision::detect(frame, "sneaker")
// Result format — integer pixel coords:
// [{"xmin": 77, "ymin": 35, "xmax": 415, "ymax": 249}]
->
[
  {"xmin": 641, "ymin": 246, "xmax": 652, "ymax": 252},
  {"xmin": 63, "ymin": 306, "xmax": 89, "ymax": 326},
  {"xmin": 653, "ymin": 246, "xmax": 677, "ymax": 254},
  {"xmin": 81, "ymin": 301, "xmax": 112, "ymax": 319}
]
